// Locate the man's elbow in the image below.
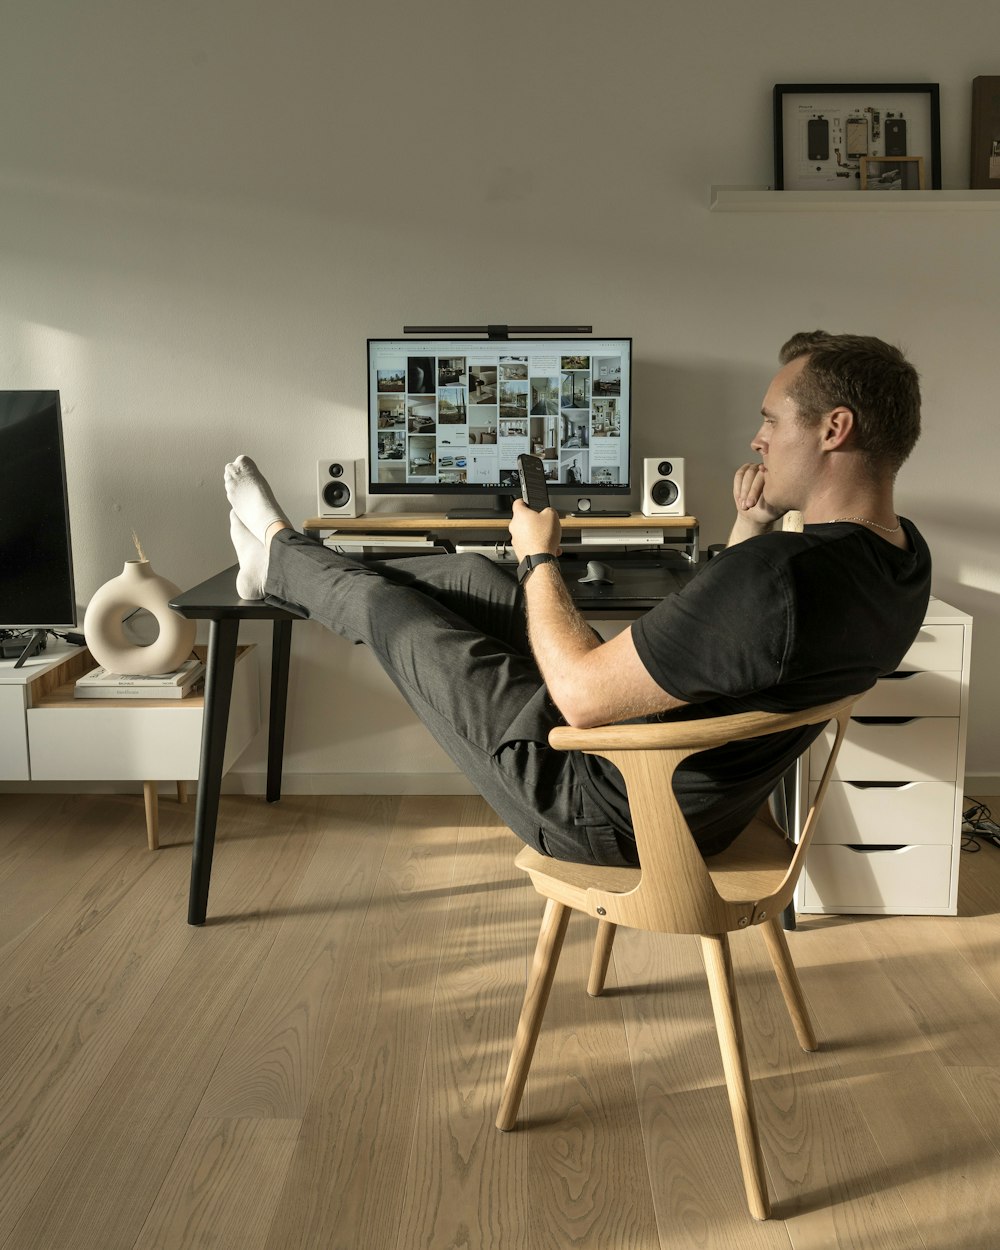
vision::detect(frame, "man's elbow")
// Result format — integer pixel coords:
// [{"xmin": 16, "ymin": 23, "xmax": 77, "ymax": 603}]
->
[{"xmin": 551, "ymin": 684, "xmax": 611, "ymax": 730}]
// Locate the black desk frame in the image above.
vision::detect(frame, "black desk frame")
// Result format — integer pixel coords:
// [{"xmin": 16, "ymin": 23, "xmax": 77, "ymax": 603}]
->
[{"xmin": 171, "ymin": 567, "xmax": 302, "ymax": 924}]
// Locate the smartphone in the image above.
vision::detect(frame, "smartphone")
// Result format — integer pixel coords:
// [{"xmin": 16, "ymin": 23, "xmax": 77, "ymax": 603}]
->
[
  {"xmin": 517, "ymin": 453, "xmax": 551, "ymax": 511},
  {"xmin": 885, "ymin": 118, "xmax": 907, "ymax": 157},
  {"xmin": 807, "ymin": 117, "xmax": 829, "ymax": 161},
  {"xmin": 845, "ymin": 117, "xmax": 869, "ymax": 159}
]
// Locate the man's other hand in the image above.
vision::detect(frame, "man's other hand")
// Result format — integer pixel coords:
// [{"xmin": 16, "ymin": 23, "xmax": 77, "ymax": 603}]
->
[{"xmin": 733, "ymin": 462, "xmax": 785, "ymax": 526}]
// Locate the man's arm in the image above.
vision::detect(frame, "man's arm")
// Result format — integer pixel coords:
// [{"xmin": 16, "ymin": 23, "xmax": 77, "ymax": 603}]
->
[{"xmin": 508, "ymin": 500, "xmax": 686, "ymax": 728}]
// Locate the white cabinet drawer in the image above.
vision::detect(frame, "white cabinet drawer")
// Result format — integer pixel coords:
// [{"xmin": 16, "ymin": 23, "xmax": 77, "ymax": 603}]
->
[
  {"xmin": 800, "ymin": 844, "xmax": 954, "ymax": 912},
  {"xmin": 896, "ymin": 624, "xmax": 964, "ymax": 672},
  {"xmin": 811, "ymin": 717, "xmax": 959, "ymax": 783},
  {"xmin": 27, "ymin": 647, "xmax": 260, "ymax": 781},
  {"xmin": 854, "ymin": 670, "xmax": 961, "ymax": 717},
  {"xmin": 807, "ymin": 780, "xmax": 955, "ymax": 846}
]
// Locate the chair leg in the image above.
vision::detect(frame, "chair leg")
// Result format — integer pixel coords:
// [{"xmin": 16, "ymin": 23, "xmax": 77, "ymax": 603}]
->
[
  {"xmin": 700, "ymin": 933, "xmax": 771, "ymax": 1221},
  {"xmin": 587, "ymin": 920, "xmax": 617, "ymax": 997},
  {"xmin": 496, "ymin": 898, "xmax": 572, "ymax": 1132},
  {"xmin": 760, "ymin": 917, "xmax": 818, "ymax": 1052}
]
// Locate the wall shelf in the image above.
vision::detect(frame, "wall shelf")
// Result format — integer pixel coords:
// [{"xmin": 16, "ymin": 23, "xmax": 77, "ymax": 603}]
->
[{"xmin": 710, "ymin": 185, "xmax": 1000, "ymax": 211}]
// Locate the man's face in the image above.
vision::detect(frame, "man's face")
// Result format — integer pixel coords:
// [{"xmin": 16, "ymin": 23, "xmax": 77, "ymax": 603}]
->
[{"xmin": 750, "ymin": 356, "xmax": 820, "ymax": 513}]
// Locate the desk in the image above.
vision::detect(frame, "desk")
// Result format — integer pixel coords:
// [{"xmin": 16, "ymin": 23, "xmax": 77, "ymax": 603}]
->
[{"xmin": 173, "ymin": 512, "xmax": 698, "ymax": 924}]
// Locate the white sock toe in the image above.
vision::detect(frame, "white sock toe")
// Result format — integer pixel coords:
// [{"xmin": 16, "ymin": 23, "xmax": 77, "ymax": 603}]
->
[
  {"xmin": 229, "ymin": 510, "xmax": 268, "ymax": 600},
  {"xmin": 224, "ymin": 454, "xmax": 290, "ymax": 544}
]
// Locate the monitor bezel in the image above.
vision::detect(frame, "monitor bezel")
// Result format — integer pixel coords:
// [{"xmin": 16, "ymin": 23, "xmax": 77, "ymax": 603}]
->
[{"xmin": 366, "ymin": 335, "xmax": 633, "ymax": 499}]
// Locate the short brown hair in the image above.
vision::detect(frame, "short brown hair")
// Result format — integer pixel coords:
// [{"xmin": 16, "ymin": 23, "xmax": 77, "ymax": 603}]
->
[{"xmin": 779, "ymin": 331, "xmax": 921, "ymax": 477}]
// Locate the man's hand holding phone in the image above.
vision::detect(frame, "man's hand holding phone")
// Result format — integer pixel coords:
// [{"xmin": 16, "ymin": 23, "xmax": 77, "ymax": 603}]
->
[{"xmin": 511, "ymin": 454, "xmax": 560, "ymax": 564}]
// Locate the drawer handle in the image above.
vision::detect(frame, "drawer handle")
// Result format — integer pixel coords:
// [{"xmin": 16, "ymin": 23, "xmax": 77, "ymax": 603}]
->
[
  {"xmin": 845, "ymin": 781, "xmax": 912, "ymax": 791},
  {"xmin": 844, "ymin": 844, "xmax": 909, "ymax": 854},
  {"xmin": 853, "ymin": 716, "xmax": 920, "ymax": 726}
]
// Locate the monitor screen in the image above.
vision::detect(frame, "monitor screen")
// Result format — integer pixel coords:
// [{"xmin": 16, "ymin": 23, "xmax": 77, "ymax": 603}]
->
[
  {"xmin": 0, "ymin": 390, "xmax": 77, "ymax": 629},
  {"xmin": 367, "ymin": 336, "xmax": 631, "ymax": 501}
]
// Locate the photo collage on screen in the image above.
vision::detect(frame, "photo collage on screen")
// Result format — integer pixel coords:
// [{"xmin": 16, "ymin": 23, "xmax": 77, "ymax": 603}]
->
[{"xmin": 372, "ymin": 346, "xmax": 626, "ymax": 489}]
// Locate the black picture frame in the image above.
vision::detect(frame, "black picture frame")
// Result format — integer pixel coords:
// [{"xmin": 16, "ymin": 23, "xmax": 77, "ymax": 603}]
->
[{"xmin": 773, "ymin": 83, "xmax": 941, "ymax": 191}]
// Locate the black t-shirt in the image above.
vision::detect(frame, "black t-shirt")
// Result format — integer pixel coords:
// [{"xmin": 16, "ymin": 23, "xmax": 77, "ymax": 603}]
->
[{"xmin": 577, "ymin": 519, "xmax": 932, "ymax": 858}]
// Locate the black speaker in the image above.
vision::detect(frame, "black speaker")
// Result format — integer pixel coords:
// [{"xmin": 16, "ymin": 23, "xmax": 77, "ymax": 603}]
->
[
  {"xmin": 641, "ymin": 457, "xmax": 685, "ymax": 517},
  {"xmin": 316, "ymin": 459, "xmax": 362, "ymax": 518}
]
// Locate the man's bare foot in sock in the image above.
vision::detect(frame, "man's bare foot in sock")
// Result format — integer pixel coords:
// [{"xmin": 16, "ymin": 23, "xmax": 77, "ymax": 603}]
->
[
  {"xmin": 224, "ymin": 454, "xmax": 291, "ymax": 543},
  {"xmin": 224, "ymin": 456, "xmax": 291, "ymax": 599}
]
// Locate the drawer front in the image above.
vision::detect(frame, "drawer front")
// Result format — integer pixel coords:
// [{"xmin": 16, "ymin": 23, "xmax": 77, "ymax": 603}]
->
[
  {"xmin": 855, "ymin": 670, "xmax": 961, "ymax": 717},
  {"xmin": 800, "ymin": 844, "xmax": 954, "ymax": 912},
  {"xmin": 811, "ymin": 717, "xmax": 959, "ymax": 783},
  {"xmin": 807, "ymin": 780, "xmax": 955, "ymax": 846},
  {"xmin": 0, "ymin": 686, "xmax": 30, "ymax": 781},
  {"xmin": 28, "ymin": 706, "xmax": 206, "ymax": 779},
  {"xmin": 896, "ymin": 624, "xmax": 964, "ymax": 672}
]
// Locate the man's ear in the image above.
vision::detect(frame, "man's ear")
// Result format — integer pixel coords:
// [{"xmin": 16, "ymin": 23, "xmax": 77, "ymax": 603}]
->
[{"xmin": 821, "ymin": 405, "xmax": 855, "ymax": 451}]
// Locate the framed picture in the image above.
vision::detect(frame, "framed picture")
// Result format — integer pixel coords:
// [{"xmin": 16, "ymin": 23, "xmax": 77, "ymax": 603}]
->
[
  {"xmin": 773, "ymin": 83, "xmax": 941, "ymax": 191},
  {"xmin": 860, "ymin": 155, "xmax": 925, "ymax": 191}
]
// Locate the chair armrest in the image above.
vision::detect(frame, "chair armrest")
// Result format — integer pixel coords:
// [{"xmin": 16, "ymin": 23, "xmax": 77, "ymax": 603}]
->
[{"xmin": 548, "ymin": 693, "xmax": 863, "ymax": 754}]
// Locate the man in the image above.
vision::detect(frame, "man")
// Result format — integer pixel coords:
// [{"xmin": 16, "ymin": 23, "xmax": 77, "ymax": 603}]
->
[{"xmin": 225, "ymin": 331, "xmax": 931, "ymax": 867}]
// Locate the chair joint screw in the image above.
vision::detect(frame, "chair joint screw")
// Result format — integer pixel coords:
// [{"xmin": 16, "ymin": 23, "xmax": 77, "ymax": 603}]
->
[
  {"xmin": 596, "ymin": 906, "xmax": 607, "ymax": 916},
  {"xmin": 737, "ymin": 915, "xmax": 750, "ymax": 927}
]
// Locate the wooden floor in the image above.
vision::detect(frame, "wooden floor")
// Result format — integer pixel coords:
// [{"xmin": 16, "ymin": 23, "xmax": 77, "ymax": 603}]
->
[{"xmin": 2, "ymin": 791, "xmax": 1000, "ymax": 1250}]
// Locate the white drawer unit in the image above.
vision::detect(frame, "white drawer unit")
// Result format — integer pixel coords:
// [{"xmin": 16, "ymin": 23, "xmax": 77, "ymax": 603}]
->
[
  {"xmin": 1, "ymin": 642, "xmax": 260, "ymax": 848},
  {"xmin": 795, "ymin": 598, "xmax": 972, "ymax": 916}
]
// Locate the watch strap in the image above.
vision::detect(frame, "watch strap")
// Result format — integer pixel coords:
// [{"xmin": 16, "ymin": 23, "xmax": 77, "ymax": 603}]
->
[{"xmin": 516, "ymin": 552, "xmax": 558, "ymax": 585}]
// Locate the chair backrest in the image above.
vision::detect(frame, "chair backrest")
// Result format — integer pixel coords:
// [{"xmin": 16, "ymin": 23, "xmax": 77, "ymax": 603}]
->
[{"xmin": 548, "ymin": 693, "xmax": 862, "ymax": 935}]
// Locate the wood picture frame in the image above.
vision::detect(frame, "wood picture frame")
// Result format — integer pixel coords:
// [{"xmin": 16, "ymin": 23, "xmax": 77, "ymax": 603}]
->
[
  {"xmin": 773, "ymin": 83, "xmax": 941, "ymax": 191},
  {"xmin": 859, "ymin": 155, "xmax": 926, "ymax": 191}
]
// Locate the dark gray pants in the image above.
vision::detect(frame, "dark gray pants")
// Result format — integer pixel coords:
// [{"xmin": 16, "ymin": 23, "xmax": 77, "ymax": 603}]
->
[{"xmin": 265, "ymin": 530, "xmax": 633, "ymax": 864}]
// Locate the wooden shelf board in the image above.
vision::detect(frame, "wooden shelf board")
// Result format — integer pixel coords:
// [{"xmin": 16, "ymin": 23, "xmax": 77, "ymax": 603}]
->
[{"xmin": 710, "ymin": 185, "xmax": 1000, "ymax": 211}]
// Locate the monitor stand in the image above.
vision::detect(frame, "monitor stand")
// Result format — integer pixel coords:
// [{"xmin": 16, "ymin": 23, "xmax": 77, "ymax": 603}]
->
[{"xmin": 9, "ymin": 629, "xmax": 47, "ymax": 669}]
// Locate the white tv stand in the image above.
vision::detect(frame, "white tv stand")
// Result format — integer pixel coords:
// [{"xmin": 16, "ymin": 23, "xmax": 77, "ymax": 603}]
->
[{"xmin": 0, "ymin": 641, "xmax": 260, "ymax": 849}]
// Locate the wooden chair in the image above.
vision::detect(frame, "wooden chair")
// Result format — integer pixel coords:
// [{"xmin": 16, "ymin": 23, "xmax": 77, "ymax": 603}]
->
[{"xmin": 496, "ymin": 692, "xmax": 862, "ymax": 1221}]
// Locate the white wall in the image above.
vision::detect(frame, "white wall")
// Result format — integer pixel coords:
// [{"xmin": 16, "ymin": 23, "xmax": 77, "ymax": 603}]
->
[{"xmin": 2, "ymin": 0, "xmax": 998, "ymax": 790}]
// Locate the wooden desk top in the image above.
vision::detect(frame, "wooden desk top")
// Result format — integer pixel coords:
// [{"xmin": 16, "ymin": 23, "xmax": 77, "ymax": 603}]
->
[{"xmin": 303, "ymin": 512, "xmax": 698, "ymax": 533}]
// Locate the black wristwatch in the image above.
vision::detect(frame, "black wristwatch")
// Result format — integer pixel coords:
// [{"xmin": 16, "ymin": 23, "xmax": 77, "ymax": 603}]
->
[{"xmin": 516, "ymin": 552, "xmax": 558, "ymax": 585}]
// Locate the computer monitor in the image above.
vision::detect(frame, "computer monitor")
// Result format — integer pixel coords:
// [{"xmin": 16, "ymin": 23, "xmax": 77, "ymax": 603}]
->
[
  {"xmin": 0, "ymin": 390, "xmax": 76, "ymax": 632},
  {"xmin": 367, "ymin": 335, "xmax": 632, "ymax": 514}
]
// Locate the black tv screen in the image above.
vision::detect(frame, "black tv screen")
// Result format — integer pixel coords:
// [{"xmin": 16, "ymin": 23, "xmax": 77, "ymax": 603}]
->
[
  {"xmin": 367, "ymin": 336, "xmax": 631, "ymax": 501},
  {"xmin": 0, "ymin": 390, "xmax": 76, "ymax": 629}
]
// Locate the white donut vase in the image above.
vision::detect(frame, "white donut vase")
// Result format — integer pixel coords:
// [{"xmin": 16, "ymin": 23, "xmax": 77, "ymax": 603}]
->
[{"xmin": 83, "ymin": 560, "xmax": 197, "ymax": 675}]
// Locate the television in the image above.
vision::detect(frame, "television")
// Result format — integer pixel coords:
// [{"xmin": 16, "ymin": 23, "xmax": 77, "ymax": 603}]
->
[
  {"xmin": 367, "ymin": 335, "xmax": 632, "ymax": 516},
  {"xmin": 0, "ymin": 390, "xmax": 76, "ymax": 658}
]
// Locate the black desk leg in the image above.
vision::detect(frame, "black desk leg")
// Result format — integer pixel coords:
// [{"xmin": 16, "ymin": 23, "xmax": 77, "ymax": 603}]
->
[
  {"xmin": 266, "ymin": 619, "xmax": 293, "ymax": 803},
  {"xmin": 188, "ymin": 618, "xmax": 239, "ymax": 925}
]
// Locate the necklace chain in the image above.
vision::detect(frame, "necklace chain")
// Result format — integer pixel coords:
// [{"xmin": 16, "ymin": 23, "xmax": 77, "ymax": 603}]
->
[{"xmin": 831, "ymin": 515, "xmax": 901, "ymax": 534}]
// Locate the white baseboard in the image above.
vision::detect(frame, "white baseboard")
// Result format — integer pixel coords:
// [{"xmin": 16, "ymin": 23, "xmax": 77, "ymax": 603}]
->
[
  {"xmin": 3, "ymin": 772, "xmax": 997, "ymax": 801},
  {"xmin": 0, "ymin": 772, "xmax": 478, "ymax": 797}
]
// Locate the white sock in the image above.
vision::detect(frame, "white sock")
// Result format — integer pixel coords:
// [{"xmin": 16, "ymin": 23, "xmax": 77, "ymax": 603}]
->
[
  {"xmin": 229, "ymin": 510, "xmax": 268, "ymax": 600},
  {"xmin": 224, "ymin": 454, "xmax": 290, "ymax": 544}
]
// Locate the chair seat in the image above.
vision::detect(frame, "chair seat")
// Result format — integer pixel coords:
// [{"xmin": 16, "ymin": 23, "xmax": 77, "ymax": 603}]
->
[{"xmin": 513, "ymin": 815, "xmax": 793, "ymax": 911}]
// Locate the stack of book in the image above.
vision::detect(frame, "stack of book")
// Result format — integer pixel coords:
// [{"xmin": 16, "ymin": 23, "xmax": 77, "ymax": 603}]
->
[{"xmin": 74, "ymin": 657, "xmax": 206, "ymax": 700}]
